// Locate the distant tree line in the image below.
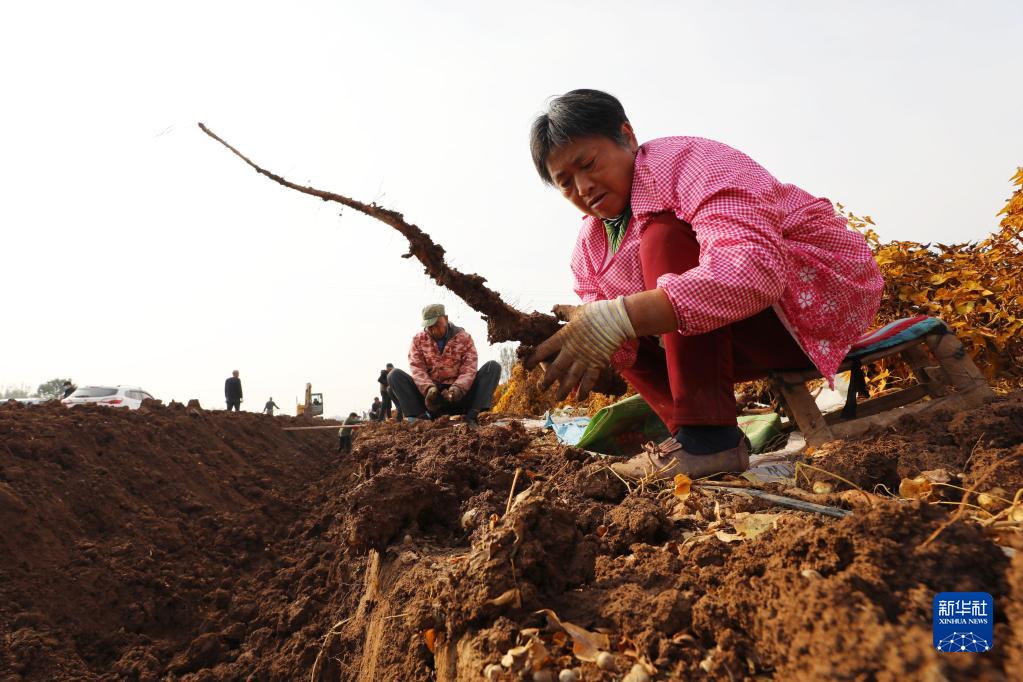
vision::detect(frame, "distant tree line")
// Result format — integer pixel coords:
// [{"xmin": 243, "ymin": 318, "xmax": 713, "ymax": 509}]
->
[{"xmin": 1, "ymin": 378, "xmax": 74, "ymax": 400}]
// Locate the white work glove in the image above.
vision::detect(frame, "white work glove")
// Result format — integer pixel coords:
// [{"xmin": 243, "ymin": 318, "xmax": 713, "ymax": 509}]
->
[
  {"xmin": 551, "ymin": 303, "xmax": 582, "ymax": 322},
  {"xmin": 527, "ymin": 296, "xmax": 636, "ymax": 400}
]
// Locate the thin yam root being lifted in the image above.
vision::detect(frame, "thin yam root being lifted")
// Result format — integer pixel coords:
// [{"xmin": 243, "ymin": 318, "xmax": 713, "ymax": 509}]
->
[{"xmin": 198, "ymin": 123, "xmax": 626, "ymax": 395}]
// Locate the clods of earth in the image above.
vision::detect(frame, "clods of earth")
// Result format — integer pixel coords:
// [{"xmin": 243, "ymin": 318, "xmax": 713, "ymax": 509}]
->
[{"xmin": 1, "ymin": 396, "xmax": 1021, "ymax": 680}]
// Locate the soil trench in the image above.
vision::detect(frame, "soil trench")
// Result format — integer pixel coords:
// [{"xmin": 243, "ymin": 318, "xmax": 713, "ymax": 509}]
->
[{"xmin": 1, "ymin": 397, "xmax": 1021, "ymax": 680}]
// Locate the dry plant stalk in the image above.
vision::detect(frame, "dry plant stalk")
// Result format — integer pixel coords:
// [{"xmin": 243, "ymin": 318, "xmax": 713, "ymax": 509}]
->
[
  {"xmin": 504, "ymin": 467, "xmax": 523, "ymax": 516},
  {"xmin": 198, "ymin": 123, "xmax": 560, "ymax": 347},
  {"xmin": 796, "ymin": 462, "xmax": 874, "ymax": 507},
  {"xmin": 309, "ymin": 617, "xmax": 351, "ymax": 682},
  {"xmin": 921, "ymin": 452, "xmax": 1008, "ymax": 548}
]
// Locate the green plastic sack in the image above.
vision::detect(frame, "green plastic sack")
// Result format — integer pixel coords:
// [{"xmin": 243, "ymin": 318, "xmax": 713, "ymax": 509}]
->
[
  {"xmin": 738, "ymin": 412, "xmax": 786, "ymax": 454},
  {"xmin": 574, "ymin": 394, "xmax": 783, "ymax": 456},
  {"xmin": 574, "ymin": 394, "xmax": 669, "ymax": 455}
]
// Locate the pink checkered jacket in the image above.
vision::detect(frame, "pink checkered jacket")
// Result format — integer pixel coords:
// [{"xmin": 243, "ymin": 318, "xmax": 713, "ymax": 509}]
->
[
  {"xmin": 408, "ymin": 326, "xmax": 479, "ymax": 395},
  {"xmin": 570, "ymin": 137, "xmax": 883, "ymax": 385}
]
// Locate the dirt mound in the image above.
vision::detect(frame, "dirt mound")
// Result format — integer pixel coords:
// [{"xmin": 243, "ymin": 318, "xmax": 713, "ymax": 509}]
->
[
  {"xmin": 1, "ymin": 395, "xmax": 1021, "ymax": 680},
  {"xmin": 803, "ymin": 394, "xmax": 1023, "ymax": 493},
  {"xmin": 690, "ymin": 503, "xmax": 1009, "ymax": 680},
  {"xmin": 0, "ymin": 401, "xmax": 338, "ymax": 680}
]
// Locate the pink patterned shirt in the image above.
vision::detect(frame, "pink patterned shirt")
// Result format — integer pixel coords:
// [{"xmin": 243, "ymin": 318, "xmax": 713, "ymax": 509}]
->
[{"xmin": 570, "ymin": 137, "xmax": 883, "ymax": 385}]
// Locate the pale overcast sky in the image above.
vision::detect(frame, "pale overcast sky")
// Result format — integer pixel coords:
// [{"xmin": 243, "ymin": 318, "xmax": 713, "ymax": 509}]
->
[{"xmin": 2, "ymin": 1, "xmax": 1021, "ymax": 415}]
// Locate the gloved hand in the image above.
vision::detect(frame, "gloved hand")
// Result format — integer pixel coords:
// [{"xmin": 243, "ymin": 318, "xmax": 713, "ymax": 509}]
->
[
  {"xmin": 425, "ymin": 386, "xmax": 443, "ymax": 412},
  {"xmin": 442, "ymin": 385, "xmax": 465, "ymax": 404},
  {"xmin": 552, "ymin": 303, "xmax": 582, "ymax": 322},
  {"xmin": 527, "ymin": 296, "xmax": 636, "ymax": 400}
]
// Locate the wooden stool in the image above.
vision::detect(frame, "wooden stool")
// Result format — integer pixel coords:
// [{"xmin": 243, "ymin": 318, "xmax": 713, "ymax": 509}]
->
[{"xmin": 769, "ymin": 319, "xmax": 994, "ymax": 446}]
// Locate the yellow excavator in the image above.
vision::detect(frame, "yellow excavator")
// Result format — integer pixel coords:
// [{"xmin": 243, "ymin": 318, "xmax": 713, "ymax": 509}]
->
[{"xmin": 295, "ymin": 383, "xmax": 323, "ymax": 418}]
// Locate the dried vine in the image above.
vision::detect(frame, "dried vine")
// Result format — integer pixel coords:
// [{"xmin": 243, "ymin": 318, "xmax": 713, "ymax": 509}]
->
[{"xmin": 198, "ymin": 122, "xmax": 561, "ymax": 346}]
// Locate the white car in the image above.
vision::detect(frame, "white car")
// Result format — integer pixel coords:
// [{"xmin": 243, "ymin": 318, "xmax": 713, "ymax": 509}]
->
[{"xmin": 62, "ymin": 385, "xmax": 155, "ymax": 410}]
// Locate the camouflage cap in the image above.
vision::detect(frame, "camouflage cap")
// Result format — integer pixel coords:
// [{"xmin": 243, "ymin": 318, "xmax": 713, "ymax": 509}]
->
[{"xmin": 422, "ymin": 303, "xmax": 446, "ymax": 328}]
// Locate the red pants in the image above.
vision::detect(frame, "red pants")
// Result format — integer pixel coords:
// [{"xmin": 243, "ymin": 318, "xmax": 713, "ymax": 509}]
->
[{"xmin": 620, "ymin": 214, "xmax": 812, "ymax": 431}]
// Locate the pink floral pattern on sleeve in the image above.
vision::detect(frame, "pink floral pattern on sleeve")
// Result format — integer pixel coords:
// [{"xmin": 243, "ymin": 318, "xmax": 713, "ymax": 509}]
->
[{"xmin": 568, "ymin": 137, "xmax": 884, "ymax": 385}]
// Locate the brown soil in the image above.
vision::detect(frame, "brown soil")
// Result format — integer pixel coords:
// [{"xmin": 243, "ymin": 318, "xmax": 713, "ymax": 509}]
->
[
  {"xmin": 0, "ymin": 400, "xmax": 340, "ymax": 680},
  {"xmin": 802, "ymin": 395, "xmax": 1023, "ymax": 493},
  {"xmin": 1, "ymin": 396, "xmax": 1021, "ymax": 681}
]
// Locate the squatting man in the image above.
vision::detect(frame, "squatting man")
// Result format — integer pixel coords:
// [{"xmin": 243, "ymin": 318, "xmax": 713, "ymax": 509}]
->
[{"xmin": 388, "ymin": 304, "xmax": 501, "ymax": 428}]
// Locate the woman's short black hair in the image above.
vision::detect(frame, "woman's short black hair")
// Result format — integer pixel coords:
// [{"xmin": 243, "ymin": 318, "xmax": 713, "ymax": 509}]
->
[{"xmin": 529, "ymin": 89, "xmax": 630, "ymax": 185}]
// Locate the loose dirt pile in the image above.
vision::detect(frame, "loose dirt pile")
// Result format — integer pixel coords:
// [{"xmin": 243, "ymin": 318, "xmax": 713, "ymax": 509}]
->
[
  {"xmin": 1, "ymin": 397, "xmax": 1021, "ymax": 680},
  {"xmin": 801, "ymin": 397, "xmax": 1023, "ymax": 504},
  {"xmin": 0, "ymin": 401, "xmax": 338, "ymax": 680}
]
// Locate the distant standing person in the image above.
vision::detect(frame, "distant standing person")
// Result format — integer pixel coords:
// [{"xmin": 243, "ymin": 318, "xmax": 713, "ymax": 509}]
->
[
  {"xmin": 369, "ymin": 396, "xmax": 382, "ymax": 421},
  {"xmin": 62, "ymin": 381, "xmax": 76, "ymax": 399},
  {"xmin": 225, "ymin": 370, "xmax": 243, "ymax": 411},
  {"xmin": 263, "ymin": 397, "xmax": 280, "ymax": 416},
  {"xmin": 377, "ymin": 363, "xmax": 395, "ymax": 420}
]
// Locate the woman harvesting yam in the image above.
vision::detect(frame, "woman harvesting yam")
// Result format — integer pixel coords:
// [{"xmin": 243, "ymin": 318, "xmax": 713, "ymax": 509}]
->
[{"xmin": 526, "ymin": 89, "xmax": 882, "ymax": 478}]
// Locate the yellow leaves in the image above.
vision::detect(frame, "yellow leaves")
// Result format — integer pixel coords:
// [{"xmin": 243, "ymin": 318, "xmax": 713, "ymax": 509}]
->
[
  {"xmin": 732, "ymin": 512, "xmax": 782, "ymax": 539},
  {"xmin": 975, "ymin": 301, "xmax": 998, "ymax": 314},
  {"xmin": 954, "ymin": 300, "xmax": 976, "ymax": 315},
  {"xmin": 873, "ymin": 249, "xmax": 901, "ymax": 267},
  {"xmin": 959, "ymin": 279, "xmax": 985, "ymax": 292},
  {"xmin": 897, "ymin": 285, "xmax": 930, "ymax": 306},
  {"xmin": 866, "ymin": 367, "xmax": 891, "ymax": 393},
  {"xmin": 673, "ymin": 474, "xmax": 692, "ymax": 500},
  {"xmin": 899, "ymin": 476, "xmax": 934, "ymax": 500},
  {"xmin": 714, "ymin": 530, "xmax": 744, "ymax": 543},
  {"xmin": 997, "ymin": 168, "xmax": 1023, "ymax": 216},
  {"xmin": 535, "ymin": 609, "xmax": 610, "ymax": 663},
  {"xmin": 929, "ymin": 273, "xmax": 953, "ymax": 285},
  {"xmin": 524, "ymin": 638, "xmax": 550, "ymax": 671},
  {"xmin": 840, "ymin": 166, "xmax": 1023, "ymax": 387},
  {"xmin": 492, "ymin": 363, "xmax": 630, "ymax": 416},
  {"xmin": 499, "ymin": 637, "xmax": 550, "ymax": 674},
  {"xmin": 900, "ymin": 470, "xmax": 954, "ymax": 501},
  {"xmin": 488, "ymin": 588, "xmax": 522, "ymax": 608},
  {"xmin": 715, "ymin": 513, "xmax": 783, "ymax": 543},
  {"xmin": 1010, "ymin": 167, "xmax": 1023, "ymax": 187}
]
